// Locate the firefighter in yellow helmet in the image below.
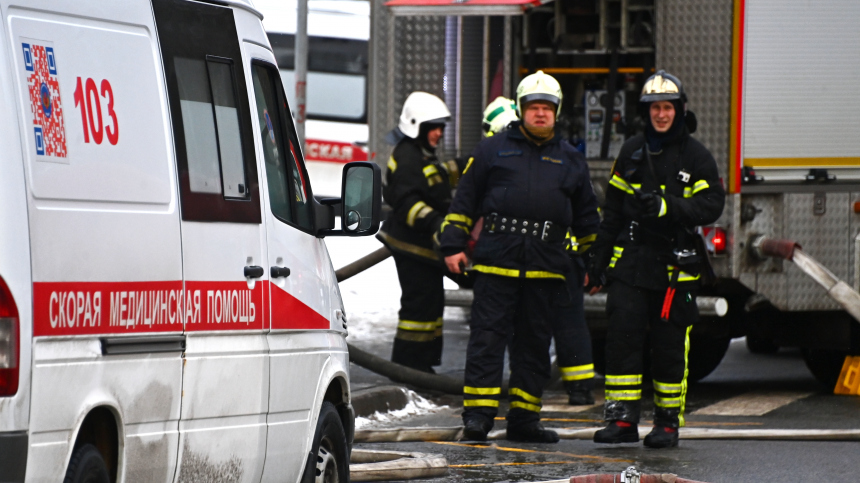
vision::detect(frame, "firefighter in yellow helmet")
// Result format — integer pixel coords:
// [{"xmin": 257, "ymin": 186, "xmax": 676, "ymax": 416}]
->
[
  {"xmin": 480, "ymin": 95, "xmax": 598, "ymax": 406},
  {"xmin": 440, "ymin": 71, "xmax": 600, "ymax": 442},
  {"xmin": 589, "ymin": 70, "xmax": 725, "ymax": 448}
]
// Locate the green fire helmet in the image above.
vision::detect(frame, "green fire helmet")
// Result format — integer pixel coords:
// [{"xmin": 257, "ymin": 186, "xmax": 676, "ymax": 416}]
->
[{"xmin": 482, "ymin": 97, "xmax": 518, "ymax": 137}]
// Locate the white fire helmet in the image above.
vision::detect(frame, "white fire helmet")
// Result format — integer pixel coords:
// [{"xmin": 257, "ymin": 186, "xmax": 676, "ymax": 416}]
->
[
  {"xmin": 482, "ymin": 97, "xmax": 519, "ymax": 137},
  {"xmin": 516, "ymin": 70, "xmax": 563, "ymax": 117},
  {"xmin": 398, "ymin": 92, "xmax": 451, "ymax": 139}
]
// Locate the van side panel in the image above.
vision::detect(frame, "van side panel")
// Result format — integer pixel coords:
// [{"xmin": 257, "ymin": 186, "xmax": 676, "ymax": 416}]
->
[
  {"xmin": 0, "ymin": 0, "xmax": 33, "ymax": 439},
  {"xmin": 4, "ymin": 1, "xmax": 184, "ymax": 481}
]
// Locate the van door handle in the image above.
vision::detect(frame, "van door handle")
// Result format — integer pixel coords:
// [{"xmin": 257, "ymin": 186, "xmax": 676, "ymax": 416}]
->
[
  {"xmin": 271, "ymin": 266, "xmax": 291, "ymax": 278},
  {"xmin": 244, "ymin": 265, "xmax": 265, "ymax": 279}
]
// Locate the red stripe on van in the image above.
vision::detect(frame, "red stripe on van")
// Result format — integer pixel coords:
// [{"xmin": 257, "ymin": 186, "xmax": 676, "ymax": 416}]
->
[
  {"xmin": 33, "ymin": 280, "xmax": 327, "ymax": 335},
  {"xmin": 33, "ymin": 281, "xmax": 184, "ymax": 336},
  {"xmin": 184, "ymin": 281, "xmax": 266, "ymax": 331},
  {"xmin": 268, "ymin": 282, "xmax": 329, "ymax": 330}
]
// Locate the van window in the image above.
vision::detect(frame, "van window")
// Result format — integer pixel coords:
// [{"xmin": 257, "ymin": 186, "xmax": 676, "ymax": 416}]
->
[
  {"xmin": 153, "ymin": 0, "xmax": 261, "ymax": 223},
  {"xmin": 251, "ymin": 63, "xmax": 314, "ymax": 231}
]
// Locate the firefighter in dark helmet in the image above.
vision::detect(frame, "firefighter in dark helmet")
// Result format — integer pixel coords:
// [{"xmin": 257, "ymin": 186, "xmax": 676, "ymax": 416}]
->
[
  {"xmin": 441, "ymin": 71, "xmax": 600, "ymax": 443},
  {"xmin": 588, "ymin": 70, "xmax": 725, "ymax": 448},
  {"xmin": 377, "ymin": 91, "xmax": 466, "ymax": 373}
]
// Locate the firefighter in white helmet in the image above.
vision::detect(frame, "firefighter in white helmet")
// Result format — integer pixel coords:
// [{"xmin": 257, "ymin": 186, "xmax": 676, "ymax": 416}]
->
[
  {"xmin": 440, "ymin": 71, "xmax": 600, "ymax": 442},
  {"xmin": 377, "ymin": 91, "xmax": 467, "ymax": 373}
]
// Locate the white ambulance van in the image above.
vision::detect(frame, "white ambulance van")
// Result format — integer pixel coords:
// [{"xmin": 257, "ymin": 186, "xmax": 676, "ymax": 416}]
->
[{"xmin": 0, "ymin": 0, "xmax": 381, "ymax": 481}]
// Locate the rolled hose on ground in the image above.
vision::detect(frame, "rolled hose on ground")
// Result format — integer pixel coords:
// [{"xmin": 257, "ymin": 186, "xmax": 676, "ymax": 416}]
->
[
  {"xmin": 338, "ymin": 246, "xmax": 467, "ymax": 394},
  {"xmin": 347, "ymin": 343, "xmax": 464, "ymax": 395}
]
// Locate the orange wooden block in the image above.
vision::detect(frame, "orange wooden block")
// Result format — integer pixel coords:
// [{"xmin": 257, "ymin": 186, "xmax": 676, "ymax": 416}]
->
[{"xmin": 834, "ymin": 356, "xmax": 860, "ymax": 395}]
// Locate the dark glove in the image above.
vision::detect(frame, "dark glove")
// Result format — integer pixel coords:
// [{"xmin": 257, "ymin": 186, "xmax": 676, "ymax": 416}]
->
[
  {"xmin": 636, "ymin": 191, "xmax": 665, "ymax": 218},
  {"xmin": 584, "ymin": 252, "xmax": 606, "ymax": 292}
]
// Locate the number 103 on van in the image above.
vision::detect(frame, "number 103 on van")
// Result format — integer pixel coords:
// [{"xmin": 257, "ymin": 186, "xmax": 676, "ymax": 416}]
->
[{"xmin": 73, "ymin": 76, "xmax": 118, "ymax": 145}]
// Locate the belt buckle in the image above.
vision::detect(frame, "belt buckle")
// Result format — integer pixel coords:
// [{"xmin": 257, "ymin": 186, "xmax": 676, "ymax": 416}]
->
[
  {"xmin": 629, "ymin": 221, "xmax": 639, "ymax": 242},
  {"xmin": 540, "ymin": 221, "xmax": 553, "ymax": 241},
  {"xmin": 487, "ymin": 212, "xmax": 498, "ymax": 232}
]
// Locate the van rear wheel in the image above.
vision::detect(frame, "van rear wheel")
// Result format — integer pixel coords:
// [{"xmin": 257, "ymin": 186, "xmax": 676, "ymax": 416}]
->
[
  {"xmin": 64, "ymin": 444, "xmax": 110, "ymax": 483},
  {"xmin": 304, "ymin": 401, "xmax": 349, "ymax": 483}
]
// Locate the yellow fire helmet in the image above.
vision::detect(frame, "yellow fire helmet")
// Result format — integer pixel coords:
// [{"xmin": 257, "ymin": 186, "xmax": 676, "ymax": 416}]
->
[
  {"xmin": 516, "ymin": 70, "xmax": 563, "ymax": 117},
  {"xmin": 482, "ymin": 97, "xmax": 519, "ymax": 137},
  {"xmin": 640, "ymin": 70, "xmax": 687, "ymax": 103}
]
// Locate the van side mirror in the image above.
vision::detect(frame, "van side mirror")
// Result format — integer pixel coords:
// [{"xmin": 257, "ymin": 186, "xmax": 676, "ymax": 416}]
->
[{"xmin": 314, "ymin": 162, "xmax": 381, "ymax": 237}]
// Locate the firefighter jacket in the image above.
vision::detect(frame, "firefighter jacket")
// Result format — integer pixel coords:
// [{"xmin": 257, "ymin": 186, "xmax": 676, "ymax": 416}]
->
[
  {"xmin": 592, "ymin": 129, "xmax": 725, "ymax": 289},
  {"xmin": 377, "ymin": 137, "xmax": 463, "ymax": 263},
  {"xmin": 439, "ymin": 122, "xmax": 600, "ymax": 279}
]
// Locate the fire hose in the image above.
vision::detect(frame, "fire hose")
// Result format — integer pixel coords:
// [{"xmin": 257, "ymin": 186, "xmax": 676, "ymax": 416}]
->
[{"xmin": 751, "ymin": 236, "xmax": 860, "ymax": 323}]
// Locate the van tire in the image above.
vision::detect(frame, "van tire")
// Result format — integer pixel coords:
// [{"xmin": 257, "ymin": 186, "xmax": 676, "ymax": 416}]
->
[
  {"xmin": 64, "ymin": 444, "xmax": 110, "ymax": 483},
  {"xmin": 303, "ymin": 401, "xmax": 349, "ymax": 483}
]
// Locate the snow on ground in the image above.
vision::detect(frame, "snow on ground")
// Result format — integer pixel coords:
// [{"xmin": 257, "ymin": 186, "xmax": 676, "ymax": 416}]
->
[
  {"xmin": 324, "ymin": 236, "xmax": 459, "ymax": 341},
  {"xmin": 353, "ymin": 389, "xmax": 449, "ymax": 430}
]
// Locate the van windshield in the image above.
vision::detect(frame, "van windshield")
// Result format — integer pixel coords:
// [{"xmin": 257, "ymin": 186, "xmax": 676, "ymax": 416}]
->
[{"xmin": 268, "ymin": 33, "xmax": 367, "ymax": 123}]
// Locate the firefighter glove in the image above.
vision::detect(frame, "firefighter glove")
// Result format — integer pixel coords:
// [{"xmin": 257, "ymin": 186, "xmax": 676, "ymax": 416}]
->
[
  {"xmin": 584, "ymin": 252, "xmax": 606, "ymax": 292},
  {"xmin": 637, "ymin": 191, "xmax": 666, "ymax": 218}
]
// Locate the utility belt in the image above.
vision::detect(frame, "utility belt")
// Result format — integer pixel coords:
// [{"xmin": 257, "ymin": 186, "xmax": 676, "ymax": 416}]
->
[
  {"xmin": 485, "ymin": 212, "xmax": 566, "ymax": 243},
  {"xmin": 626, "ymin": 221, "xmax": 701, "ymax": 269},
  {"xmin": 625, "ymin": 220, "xmax": 675, "ymax": 246}
]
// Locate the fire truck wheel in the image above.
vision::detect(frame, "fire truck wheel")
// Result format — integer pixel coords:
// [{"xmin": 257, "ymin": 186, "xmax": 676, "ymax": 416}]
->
[
  {"xmin": 303, "ymin": 401, "xmax": 349, "ymax": 483},
  {"xmin": 687, "ymin": 334, "xmax": 731, "ymax": 383},
  {"xmin": 802, "ymin": 348, "xmax": 847, "ymax": 389},
  {"xmin": 746, "ymin": 335, "xmax": 779, "ymax": 354},
  {"xmin": 63, "ymin": 444, "xmax": 110, "ymax": 483}
]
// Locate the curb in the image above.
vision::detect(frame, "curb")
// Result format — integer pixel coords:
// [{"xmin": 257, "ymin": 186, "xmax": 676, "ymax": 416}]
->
[{"xmin": 352, "ymin": 385, "xmax": 411, "ymax": 418}]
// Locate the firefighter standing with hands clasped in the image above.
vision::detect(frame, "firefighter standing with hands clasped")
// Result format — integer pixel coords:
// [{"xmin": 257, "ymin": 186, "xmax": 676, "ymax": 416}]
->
[
  {"xmin": 377, "ymin": 92, "xmax": 466, "ymax": 374},
  {"xmin": 481, "ymin": 96, "xmax": 597, "ymax": 406},
  {"xmin": 441, "ymin": 71, "xmax": 600, "ymax": 442},
  {"xmin": 588, "ymin": 71, "xmax": 725, "ymax": 448}
]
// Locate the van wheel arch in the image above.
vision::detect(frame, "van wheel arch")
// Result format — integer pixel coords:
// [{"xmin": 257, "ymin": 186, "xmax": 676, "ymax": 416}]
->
[
  {"xmin": 323, "ymin": 376, "xmax": 354, "ymax": 449},
  {"xmin": 69, "ymin": 406, "xmax": 120, "ymax": 483}
]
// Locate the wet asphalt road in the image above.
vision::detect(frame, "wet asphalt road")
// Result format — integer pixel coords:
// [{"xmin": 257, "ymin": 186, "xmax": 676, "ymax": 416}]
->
[{"xmin": 348, "ymin": 306, "xmax": 860, "ymax": 482}]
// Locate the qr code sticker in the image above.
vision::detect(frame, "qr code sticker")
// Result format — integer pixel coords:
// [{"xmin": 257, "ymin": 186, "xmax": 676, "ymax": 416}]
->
[{"xmin": 24, "ymin": 41, "xmax": 67, "ymax": 158}]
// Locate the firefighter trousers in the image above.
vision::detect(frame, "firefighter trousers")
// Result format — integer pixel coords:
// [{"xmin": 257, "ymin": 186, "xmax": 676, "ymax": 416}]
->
[
  {"xmin": 391, "ymin": 253, "xmax": 445, "ymax": 371},
  {"xmin": 463, "ymin": 273, "xmax": 565, "ymax": 429},
  {"xmin": 554, "ymin": 263, "xmax": 595, "ymax": 394},
  {"xmin": 603, "ymin": 280, "xmax": 698, "ymax": 428}
]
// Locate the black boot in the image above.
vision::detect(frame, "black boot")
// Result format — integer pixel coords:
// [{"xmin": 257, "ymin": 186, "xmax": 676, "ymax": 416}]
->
[
  {"xmin": 643, "ymin": 426, "xmax": 679, "ymax": 448},
  {"xmin": 567, "ymin": 388, "xmax": 595, "ymax": 405},
  {"xmin": 593, "ymin": 421, "xmax": 639, "ymax": 444},
  {"xmin": 506, "ymin": 422, "xmax": 560, "ymax": 443},
  {"xmin": 564, "ymin": 381, "xmax": 595, "ymax": 405},
  {"xmin": 462, "ymin": 417, "xmax": 493, "ymax": 442}
]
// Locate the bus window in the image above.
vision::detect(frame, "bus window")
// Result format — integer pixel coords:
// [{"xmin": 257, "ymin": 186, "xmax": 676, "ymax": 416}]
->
[{"xmin": 267, "ymin": 33, "xmax": 367, "ymax": 123}]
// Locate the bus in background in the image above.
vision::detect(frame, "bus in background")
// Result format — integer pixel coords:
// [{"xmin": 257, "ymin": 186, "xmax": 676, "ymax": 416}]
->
[{"xmin": 255, "ymin": 0, "xmax": 370, "ymax": 196}]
